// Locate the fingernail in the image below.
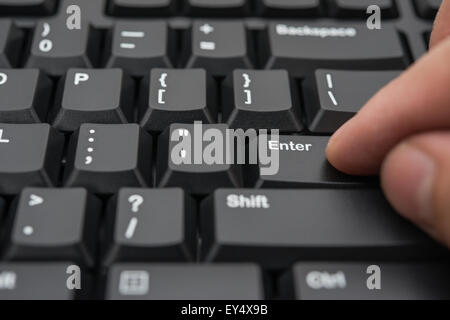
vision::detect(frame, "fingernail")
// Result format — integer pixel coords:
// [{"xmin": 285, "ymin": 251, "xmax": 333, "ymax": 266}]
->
[{"xmin": 383, "ymin": 144, "xmax": 435, "ymax": 227}]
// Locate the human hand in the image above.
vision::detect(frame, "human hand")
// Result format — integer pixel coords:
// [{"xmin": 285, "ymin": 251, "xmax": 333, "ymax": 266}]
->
[{"xmin": 326, "ymin": 0, "xmax": 450, "ymax": 247}]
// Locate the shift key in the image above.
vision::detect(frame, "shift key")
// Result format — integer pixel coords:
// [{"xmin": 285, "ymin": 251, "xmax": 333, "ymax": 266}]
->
[{"xmin": 264, "ymin": 22, "xmax": 408, "ymax": 77}]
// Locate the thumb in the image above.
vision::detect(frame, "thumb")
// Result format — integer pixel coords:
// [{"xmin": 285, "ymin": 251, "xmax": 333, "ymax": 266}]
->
[{"xmin": 381, "ymin": 131, "xmax": 450, "ymax": 248}]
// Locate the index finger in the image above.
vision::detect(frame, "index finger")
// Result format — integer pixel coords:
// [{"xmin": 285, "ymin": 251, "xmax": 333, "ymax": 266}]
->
[{"xmin": 326, "ymin": 36, "xmax": 450, "ymax": 175}]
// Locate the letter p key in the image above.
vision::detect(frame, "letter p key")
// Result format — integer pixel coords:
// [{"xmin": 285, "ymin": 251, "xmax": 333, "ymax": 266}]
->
[{"xmin": 74, "ymin": 72, "xmax": 89, "ymax": 85}]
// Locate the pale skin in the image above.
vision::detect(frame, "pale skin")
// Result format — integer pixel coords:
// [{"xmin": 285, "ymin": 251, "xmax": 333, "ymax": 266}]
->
[{"xmin": 326, "ymin": 0, "xmax": 450, "ymax": 248}]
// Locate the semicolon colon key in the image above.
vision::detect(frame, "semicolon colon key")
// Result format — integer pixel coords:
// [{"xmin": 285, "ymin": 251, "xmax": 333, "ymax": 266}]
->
[{"xmin": 64, "ymin": 124, "xmax": 153, "ymax": 194}]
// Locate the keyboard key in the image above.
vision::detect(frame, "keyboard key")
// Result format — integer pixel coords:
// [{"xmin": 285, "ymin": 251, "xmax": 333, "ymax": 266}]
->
[
  {"xmin": 223, "ymin": 69, "xmax": 302, "ymax": 131},
  {"xmin": 0, "ymin": 124, "xmax": 64, "ymax": 195},
  {"xmin": 52, "ymin": 69, "xmax": 133, "ymax": 132},
  {"xmin": 201, "ymin": 189, "xmax": 439, "ymax": 268},
  {"xmin": 0, "ymin": 69, "xmax": 52, "ymax": 123},
  {"xmin": 0, "ymin": 0, "xmax": 56, "ymax": 15},
  {"xmin": 156, "ymin": 123, "xmax": 243, "ymax": 195},
  {"xmin": 257, "ymin": 0, "xmax": 323, "ymax": 17},
  {"xmin": 4, "ymin": 188, "xmax": 101, "ymax": 267},
  {"xmin": 329, "ymin": 0, "xmax": 397, "ymax": 18},
  {"xmin": 414, "ymin": 0, "xmax": 442, "ymax": 19},
  {"xmin": 106, "ymin": 21, "xmax": 173, "ymax": 76},
  {"xmin": 249, "ymin": 135, "xmax": 370, "ymax": 188},
  {"xmin": 185, "ymin": 0, "xmax": 250, "ymax": 16},
  {"xmin": 185, "ymin": 21, "xmax": 253, "ymax": 77},
  {"xmin": 304, "ymin": 69, "xmax": 401, "ymax": 133},
  {"xmin": 103, "ymin": 188, "xmax": 196, "ymax": 265},
  {"xmin": 0, "ymin": 20, "xmax": 23, "ymax": 68},
  {"xmin": 65, "ymin": 124, "xmax": 153, "ymax": 194},
  {"xmin": 280, "ymin": 262, "xmax": 450, "ymax": 300},
  {"xmin": 106, "ymin": 263, "xmax": 263, "ymax": 300},
  {"xmin": 139, "ymin": 68, "xmax": 216, "ymax": 132},
  {"xmin": 26, "ymin": 19, "xmax": 100, "ymax": 76},
  {"xmin": 0, "ymin": 263, "xmax": 89, "ymax": 300},
  {"xmin": 263, "ymin": 22, "xmax": 408, "ymax": 77},
  {"xmin": 108, "ymin": 0, "xmax": 176, "ymax": 16}
]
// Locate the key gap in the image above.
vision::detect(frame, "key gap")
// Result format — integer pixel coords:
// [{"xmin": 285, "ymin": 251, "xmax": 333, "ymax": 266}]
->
[
  {"xmin": 213, "ymin": 76, "xmax": 224, "ymax": 123},
  {"xmin": 398, "ymin": 31, "xmax": 414, "ymax": 67}
]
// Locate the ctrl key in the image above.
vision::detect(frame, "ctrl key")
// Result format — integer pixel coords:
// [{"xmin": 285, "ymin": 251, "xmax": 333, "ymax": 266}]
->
[
  {"xmin": 106, "ymin": 264, "xmax": 264, "ymax": 300},
  {"xmin": 0, "ymin": 263, "xmax": 90, "ymax": 300},
  {"xmin": 280, "ymin": 262, "xmax": 450, "ymax": 300}
]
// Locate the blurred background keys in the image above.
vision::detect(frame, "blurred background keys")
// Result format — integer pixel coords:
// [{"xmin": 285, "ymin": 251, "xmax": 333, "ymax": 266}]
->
[
  {"xmin": 5, "ymin": 188, "xmax": 101, "ymax": 267},
  {"xmin": 263, "ymin": 22, "xmax": 407, "ymax": 77},
  {"xmin": 414, "ymin": 0, "xmax": 442, "ymax": 19},
  {"xmin": 329, "ymin": 0, "xmax": 397, "ymax": 18},
  {"xmin": 222, "ymin": 69, "xmax": 302, "ymax": 131},
  {"xmin": 65, "ymin": 124, "xmax": 153, "ymax": 194},
  {"xmin": 0, "ymin": 20, "xmax": 23, "ymax": 68},
  {"xmin": 257, "ymin": 0, "xmax": 323, "ymax": 17},
  {"xmin": 185, "ymin": 0, "xmax": 250, "ymax": 16},
  {"xmin": 280, "ymin": 262, "xmax": 450, "ymax": 300},
  {"xmin": 52, "ymin": 69, "xmax": 133, "ymax": 132},
  {"xmin": 0, "ymin": 263, "xmax": 89, "ymax": 300},
  {"xmin": 185, "ymin": 21, "xmax": 253, "ymax": 77},
  {"xmin": 108, "ymin": 0, "xmax": 176, "ymax": 16},
  {"xmin": 106, "ymin": 264, "xmax": 263, "ymax": 300},
  {"xmin": 249, "ymin": 135, "xmax": 369, "ymax": 188},
  {"xmin": 0, "ymin": 124, "xmax": 64, "ymax": 195},
  {"xmin": 0, "ymin": 0, "xmax": 57, "ymax": 15},
  {"xmin": 106, "ymin": 21, "xmax": 173, "ymax": 76},
  {"xmin": 304, "ymin": 69, "xmax": 402, "ymax": 133},
  {"xmin": 201, "ymin": 189, "xmax": 440, "ymax": 268},
  {"xmin": 103, "ymin": 188, "xmax": 196, "ymax": 265},
  {"xmin": 26, "ymin": 19, "xmax": 100, "ymax": 76},
  {"xmin": 0, "ymin": 69, "xmax": 52, "ymax": 123},
  {"xmin": 156, "ymin": 123, "xmax": 243, "ymax": 195},
  {"xmin": 140, "ymin": 68, "xmax": 216, "ymax": 132}
]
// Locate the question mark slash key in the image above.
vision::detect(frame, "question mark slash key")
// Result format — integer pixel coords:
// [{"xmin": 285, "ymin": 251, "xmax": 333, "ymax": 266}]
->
[{"xmin": 102, "ymin": 188, "xmax": 197, "ymax": 265}]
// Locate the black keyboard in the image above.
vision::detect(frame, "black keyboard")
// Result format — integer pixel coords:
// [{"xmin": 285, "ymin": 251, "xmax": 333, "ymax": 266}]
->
[{"xmin": 0, "ymin": 0, "xmax": 449, "ymax": 300}]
